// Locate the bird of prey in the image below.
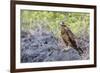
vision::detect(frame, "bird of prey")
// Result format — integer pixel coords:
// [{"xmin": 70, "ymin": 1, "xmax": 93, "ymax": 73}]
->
[{"xmin": 60, "ymin": 21, "xmax": 83, "ymax": 55}]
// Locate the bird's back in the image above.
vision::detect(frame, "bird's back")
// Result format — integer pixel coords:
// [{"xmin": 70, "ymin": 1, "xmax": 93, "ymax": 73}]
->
[{"xmin": 60, "ymin": 22, "xmax": 83, "ymax": 55}]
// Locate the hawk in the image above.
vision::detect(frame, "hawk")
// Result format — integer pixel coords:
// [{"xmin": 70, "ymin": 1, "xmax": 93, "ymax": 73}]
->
[{"xmin": 60, "ymin": 21, "xmax": 83, "ymax": 55}]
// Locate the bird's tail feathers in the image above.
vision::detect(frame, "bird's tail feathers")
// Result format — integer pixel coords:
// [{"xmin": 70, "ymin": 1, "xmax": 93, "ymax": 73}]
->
[{"xmin": 77, "ymin": 47, "xmax": 83, "ymax": 55}]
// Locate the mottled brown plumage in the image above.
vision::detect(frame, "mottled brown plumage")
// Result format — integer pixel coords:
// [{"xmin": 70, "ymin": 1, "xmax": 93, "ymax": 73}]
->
[{"xmin": 60, "ymin": 22, "xmax": 83, "ymax": 55}]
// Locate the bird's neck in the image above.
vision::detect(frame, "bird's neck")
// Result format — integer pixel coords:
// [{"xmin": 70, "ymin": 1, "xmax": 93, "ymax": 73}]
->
[{"xmin": 61, "ymin": 27, "xmax": 66, "ymax": 34}]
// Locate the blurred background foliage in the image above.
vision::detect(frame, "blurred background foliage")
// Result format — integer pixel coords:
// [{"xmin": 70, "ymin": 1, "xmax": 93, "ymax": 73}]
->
[{"xmin": 21, "ymin": 10, "xmax": 90, "ymax": 38}]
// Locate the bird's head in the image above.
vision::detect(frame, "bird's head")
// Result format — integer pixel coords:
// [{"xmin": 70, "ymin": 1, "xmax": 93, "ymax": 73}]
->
[
  {"xmin": 59, "ymin": 21, "xmax": 70, "ymax": 33},
  {"xmin": 59, "ymin": 21, "xmax": 66, "ymax": 27},
  {"xmin": 59, "ymin": 21, "xmax": 66, "ymax": 33}
]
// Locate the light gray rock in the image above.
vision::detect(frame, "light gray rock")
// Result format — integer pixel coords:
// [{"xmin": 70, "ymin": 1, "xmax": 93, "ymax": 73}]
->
[{"xmin": 21, "ymin": 30, "xmax": 81, "ymax": 63}]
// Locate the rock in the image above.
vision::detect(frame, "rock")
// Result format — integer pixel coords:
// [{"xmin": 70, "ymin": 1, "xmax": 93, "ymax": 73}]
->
[{"xmin": 21, "ymin": 29, "xmax": 81, "ymax": 63}]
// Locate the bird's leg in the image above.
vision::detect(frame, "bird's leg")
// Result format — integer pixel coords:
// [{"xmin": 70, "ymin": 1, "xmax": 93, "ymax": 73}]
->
[
  {"xmin": 67, "ymin": 42, "xmax": 72, "ymax": 49},
  {"xmin": 67, "ymin": 46, "xmax": 70, "ymax": 49}
]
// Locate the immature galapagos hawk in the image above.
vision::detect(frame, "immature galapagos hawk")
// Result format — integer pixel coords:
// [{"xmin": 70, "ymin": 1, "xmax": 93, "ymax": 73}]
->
[{"xmin": 60, "ymin": 21, "xmax": 83, "ymax": 55}]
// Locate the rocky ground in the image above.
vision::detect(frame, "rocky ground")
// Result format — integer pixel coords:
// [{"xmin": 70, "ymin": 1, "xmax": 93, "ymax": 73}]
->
[{"xmin": 21, "ymin": 29, "xmax": 89, "ymax": 63}]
